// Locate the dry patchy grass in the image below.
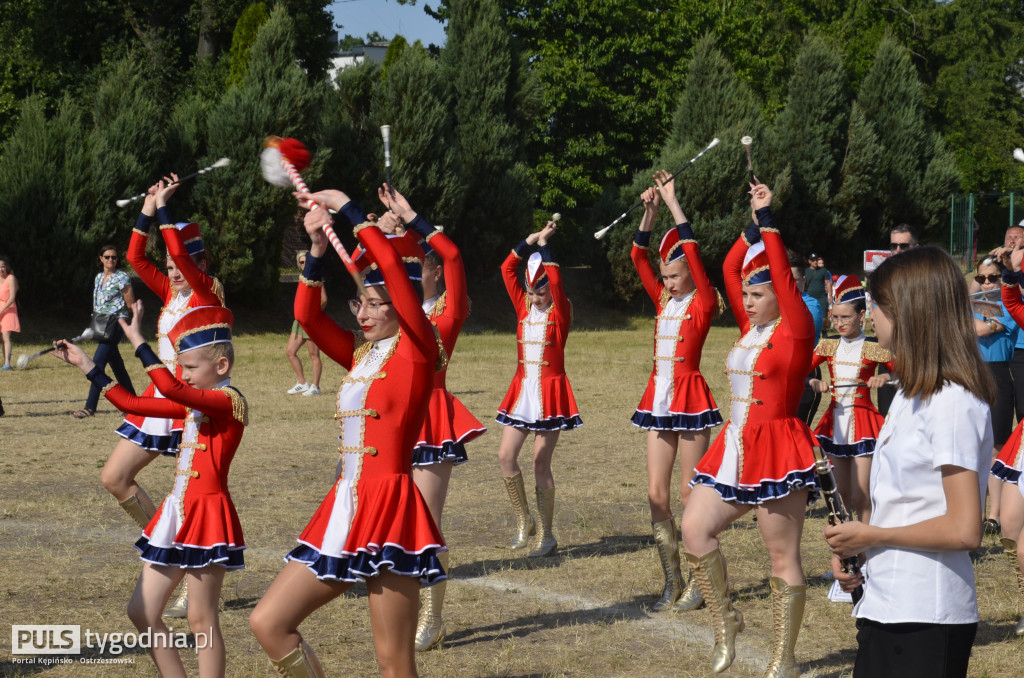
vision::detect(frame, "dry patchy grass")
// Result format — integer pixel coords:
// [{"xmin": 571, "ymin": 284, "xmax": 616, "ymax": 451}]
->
[{"xmin": 1, "ymin": 321, "xmax": 1022, "ymax": 677}]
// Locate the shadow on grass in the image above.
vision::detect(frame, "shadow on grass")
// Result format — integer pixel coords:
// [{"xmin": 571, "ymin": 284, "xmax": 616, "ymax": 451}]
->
[{"xmin": 443, "ymin": 595, "xmax": 656, "ymax": 651}]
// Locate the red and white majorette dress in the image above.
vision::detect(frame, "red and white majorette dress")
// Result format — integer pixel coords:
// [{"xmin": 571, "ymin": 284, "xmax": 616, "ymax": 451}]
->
[
  {"xmin": 118, "ymin": 208, "xmax": 224, "ymax": 454},
  {"xmin": 992, "ymin": 270, "xmax": 1024, "ymax": 486},
  {"xmin": 691, "ymin": 211, "xmax": 819, "ymax": 503},
  {"xmin": 810, "ymin": 275, "xmax": 893, "ymax": 457},
  {"xmin": 93, "ymin": 306, "xmax": 245, "ymax": 568},
  {"xmin": 404, "ymin": 215, "xmax": 485, "ymax": 466},
  {"xmin": 630, "ymin": 222, "xmax": 722, "ymax": 431},
  {"xmin": 496, "ymin": 241, "xmax": 582, "ymax": 431},
  {"xmin": 286, "ymin": 216, "xmax": 445, "ymax": 584}
]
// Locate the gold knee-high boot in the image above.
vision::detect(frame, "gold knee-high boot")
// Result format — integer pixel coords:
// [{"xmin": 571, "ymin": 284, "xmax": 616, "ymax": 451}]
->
[
  {"xmin": 118, "ymin": 487, "xmax": 157, "ymax": 530},
  {"xmin": 502, "ymin": 473, "xmax": 536, "ymax": 550},
  {"xmin": 163, "ymin": 581, "xmax": 189, "ymax": 618},
  {"xmin": 673, "ymin": 539, "xmax": 705, "ymax": 612},
  {"xmin": 269, "ymin": 638, "xmax": 326, "ymax": 678},
  {"xmin": 528, "ymin": 486, "xmax": 557, "ymax": 557},
  {"xmin": 684, "ymin": 549, "xmax": 744, "ymax": 674},
  {"xmin": 650, "ymin": 519, "xmax": 682, "ymax": 611},
  {"xmin": 414, "ymin": 551, "xmax": 449, "ymax": 651},
  {"xmin": 762, "ymin": 577, "xmax": 805, "ymax": 678},
  {"xmin": 1001, "ymin": 538, "xmax": 1024, "ymax": 636}
]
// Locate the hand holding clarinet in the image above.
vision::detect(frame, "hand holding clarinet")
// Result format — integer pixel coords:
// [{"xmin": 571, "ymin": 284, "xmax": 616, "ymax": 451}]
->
[{"xmin": 818, "ymin": 447, "xmax": 865, "ymax": 603}]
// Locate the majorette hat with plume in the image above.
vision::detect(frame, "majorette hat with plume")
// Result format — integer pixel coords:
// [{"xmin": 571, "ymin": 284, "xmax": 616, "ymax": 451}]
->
[
  {"xmin": 168, "ymin": 306, "xmax": 234, "ymax": 355},
  {"xmin": 742, "ymin": 241, "xmax": 771, "ymax": 286},
  {"xmin": 832, "ymin": 274, "xmax": 866, "ymax": 305},
  {"xmin": 351, "ymin": 231, "xmax": 425, "ymax": 287}
]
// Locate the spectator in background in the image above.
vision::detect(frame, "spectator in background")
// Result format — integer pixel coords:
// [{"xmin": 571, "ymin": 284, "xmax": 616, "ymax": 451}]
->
[
  {"xmin": 284, "ymin": 250, "xmax": 325, "ymax": 397},
  {"xmin": 791, "ymin": 250, "xmax": 824, "ymax": 425},
  {"xmin": 804, "ymin": 253, "xmax": 832, "ymax": 336},
  {"xmin": 76, "ymin": 244, "xmax": 136, "ymax": 418},
  {"xmin": 874, "ymin": 223, "xmax": 920, "ymax": 415},
  {"xmin": 0, "ymin": 256, "xmax": 20, "ymax": 370}
]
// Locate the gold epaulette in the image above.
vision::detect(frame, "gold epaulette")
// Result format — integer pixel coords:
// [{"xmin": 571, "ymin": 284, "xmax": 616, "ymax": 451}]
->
[
  {"xmin": 861, "ymin": 339, "xmax": 892, "ymax": 363},
  {"xmin": 211, "ymin": 278, "xmax": 225, "ymax": 305},
  {"xmin": 218, "ymin": 386, "xmax": 249, "ymax": 425},
  {"xmin": 352, "ymin": 334, "xmax": 372, "ymax": 365},
  {"xmin": 428, "ymin": 291, "xmax": 447, "ymax": 320},
  {"xmin": 814, "ymin": 338, "xmax": 839, "ymax": 357},
  {"xmin": 434, "ymin": 325, "xmax": 449, "ymax": 372}
]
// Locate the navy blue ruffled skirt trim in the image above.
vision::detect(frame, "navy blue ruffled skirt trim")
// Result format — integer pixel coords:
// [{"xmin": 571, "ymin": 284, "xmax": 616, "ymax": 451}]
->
[
  {"xmin": 631, "ymin": 409, "xmax": 723, "ymax": 431},
  {"xmin": 135, "ymin": 537, "xmax": 245, "ymax": 570},
  {"xmin": 691, "ymin": 468, "xmax": 820, "ymax": 505},
  {"xmin": 412, "ymin": 442, "xmax": 469, "ymax": 467},
  {"xmin": 285, "ymin": 544, "xmax": 447, "ymax": 586},
  {"xmin": 116, "ymin": 422, "xmax": 182, "ymax": 456},
  {"xmin": 992, "ymin": 460, "xmax": 1021, "ymax": 484},
  {"xmin": 495, "ymin": 413, "xmax": 583, "ymax": 431},
  {"xmin": 817, "ymin": 436, "xmax": 875, "ymax": 458}
]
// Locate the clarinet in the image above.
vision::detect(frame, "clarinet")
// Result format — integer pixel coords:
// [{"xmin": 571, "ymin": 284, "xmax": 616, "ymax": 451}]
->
[{"xmin": 812, "ymin": 446, "xmax": 864, "ymax": 604}]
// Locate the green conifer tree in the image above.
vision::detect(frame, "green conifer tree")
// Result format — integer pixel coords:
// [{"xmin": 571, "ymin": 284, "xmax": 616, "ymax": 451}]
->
[{"xmin": 440, "ymin": 0, "xmax": 534, "ymax": 270}]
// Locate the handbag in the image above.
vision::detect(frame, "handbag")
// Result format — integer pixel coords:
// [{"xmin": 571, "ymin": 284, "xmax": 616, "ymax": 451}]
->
[{"xmin": 89, "ymin": 312, "xmax": 120, "ymax": 342}]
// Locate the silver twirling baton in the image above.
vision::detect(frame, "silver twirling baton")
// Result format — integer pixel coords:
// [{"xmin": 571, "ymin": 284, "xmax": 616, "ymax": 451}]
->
[
  {"xmin": 115, "ymin": 158, "xmax": 231, "ymax": 208},
  {"xmin": 594, "ymin": 138, "xmax": 720, "ymax": 240},
  {"xmin": 381, "ymin": 125, "xmax": 393, "ymax": 195}
]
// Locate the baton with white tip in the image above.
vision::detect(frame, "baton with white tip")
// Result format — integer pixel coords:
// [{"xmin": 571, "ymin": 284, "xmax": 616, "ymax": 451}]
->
[
  {"xmin": 595, "ymin": 138, "xmax": 720, "ymax": 240},
  {"xmin": 115, "ymin": 158, "xmax": 231, "ymax": 208}
]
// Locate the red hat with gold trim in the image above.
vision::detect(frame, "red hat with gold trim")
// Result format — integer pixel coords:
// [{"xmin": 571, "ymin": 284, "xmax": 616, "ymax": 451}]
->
[
  {"xmin": 352, "ymin": 230, "xmax": 424, "ymax": 287},
  {"xmin": 659, "ymin": 229, "xmax": 686, "ymax": 264},
  {"xmin": 742, "ymin": 241, "xmax": 771, "ymax": 286},
  {"xmin": 172, "ymin": 222, "xmax": 205, "ymax": 256},
  {"xmin": 168, "ymin": 306, "xmax": 234, "ymax": 354},
  {"xmin": 526, "ymin": 253, "xmax": 549, "ymax": 289},
  {"xmin": 833, "ymin": 274, "xmax": 865, "ymax": 305}
]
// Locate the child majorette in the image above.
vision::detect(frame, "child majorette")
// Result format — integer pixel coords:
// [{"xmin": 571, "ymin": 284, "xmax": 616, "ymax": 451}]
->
[
  {"xmin": 630, "ymin": 171, "xmax": 722, "ymax": 612},
  {"xmin": 106, "ymin": 176, "xmax": 225, "ymax": 617},
  {"xmin": 54, "ymin": 302, "xmax": 245, "ymax": 678},
  {"xmin": 680, "ymin": 182, "xmax": 819, "ymax": 677},
  {"xmin": 807, "ymin": 275, "xmax": 892, "ymax": 522},
  {"xmin": 377, "ymin": 186, "xmax": 486, "ymax": 651},
  {"xmin": 249, "ymin": 189, "xmax": 445, "ymax": 678},
  {"xmin": 497, "ymin": 220, "xmax": 581, "ymax": 558},
  {"xmin": 990, "ymin": 249, "xmax": 1024, "ymax": 636}
]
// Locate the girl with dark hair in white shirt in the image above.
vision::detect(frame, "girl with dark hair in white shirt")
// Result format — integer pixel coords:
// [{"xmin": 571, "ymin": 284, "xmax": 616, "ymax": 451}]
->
[{"xmin": 826, "ymin": 245, "xmax": 995, "ymax": 678}]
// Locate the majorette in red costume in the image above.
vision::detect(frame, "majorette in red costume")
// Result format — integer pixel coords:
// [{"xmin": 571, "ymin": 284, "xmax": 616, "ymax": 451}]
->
[
  {"xmin": 810, "ymin": 275, "xmax": 893, "ymax": 457},
  {"xmin": 993, "ymin": 270, "xmax": 1024, "ymax": 485},
  {"xmin": 630, "ymin": 223, "xmax": 722, "ymax": 431},
  {"xmin": 496, "ymin": 242, "xmax": 582, "ymax": 430},
  {"xmin": 94, "ymin": 305, "xmax": 246, "ymax": 569},
  {"xmin": 287, "ymin": 207, "xmax": 445, "ymax": 584},
  {"xmin": 691, "ymin": 214, "xmax": 819, "ymax": 503},
  {"xmin": 405, "ymin": 220, "xmax": 485, "ymax": 466},
  {"xmin": 118, "ymin": 213, "xmax": 225, "ymax": 453}
]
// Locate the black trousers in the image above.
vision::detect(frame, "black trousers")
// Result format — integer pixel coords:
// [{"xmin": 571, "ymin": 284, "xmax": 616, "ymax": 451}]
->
[
  {"xmin": 987, "ymin": 360, "xmax": 1014, "ymax": 447},
  {"xmin": 798, "ymin": 367, "xmax": 822, "ymax": 427},
  {"xmin": 1009, "ymin": 348, "xmax": 1024, "ymax": 421},
  {"xmin": 854, "ymin": 618, "xmax": 976, "ymax": 678}
]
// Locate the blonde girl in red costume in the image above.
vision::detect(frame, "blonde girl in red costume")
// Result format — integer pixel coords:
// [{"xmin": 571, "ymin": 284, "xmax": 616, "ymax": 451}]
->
[
  {"xmin": 680, "ymin": 182, "xmax": 818, "ymax": 678},
  {"xmin": 53, "ymin": 302, "xmax": 245, "ymax": 678},
  {"xmin": 631, "ymin": 170, "xmax": 722, "ymax": 612},
  {"xmin": 104, "ymin": 176, "xmax": 224, "ymax": 617},
  {"xmin": 249, "ymin": 188, "xmax": 445, "ymax": 678},
  {"xmin": 497, "ymin": 220, "xmax": 581, "ymax": 558},
  {"xmin": 377, "ymin": 186, "xmax": 485, "ymax": 651},
  {"xmin": 807, "ymin": 275, "xmax": 892, "ymax": 522}
]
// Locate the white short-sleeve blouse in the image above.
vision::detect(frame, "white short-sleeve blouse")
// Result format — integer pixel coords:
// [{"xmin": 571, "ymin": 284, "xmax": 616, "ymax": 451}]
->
[{"xmin": 854, "ymin": 383, "xmax": 992, "ymax": 625}]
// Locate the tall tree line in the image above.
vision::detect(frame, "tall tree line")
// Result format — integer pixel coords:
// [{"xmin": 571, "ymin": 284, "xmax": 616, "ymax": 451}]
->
[{"xmin": 2, "ymin": 0, "xmax": 1023, "ymax": 311}]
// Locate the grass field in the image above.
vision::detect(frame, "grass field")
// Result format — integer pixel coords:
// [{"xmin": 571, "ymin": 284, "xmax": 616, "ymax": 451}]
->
[{"xmin": 3, "ymin": 291, "xmax": 1024, "ymax": 677}]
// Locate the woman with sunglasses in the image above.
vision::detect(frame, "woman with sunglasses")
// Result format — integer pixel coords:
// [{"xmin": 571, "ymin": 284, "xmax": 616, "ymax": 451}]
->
[
  {"xmin": 972, "ymin": 256, "xmax": 1018, "ymax": 538},
  {"xmin": 250, "ymin": 187, "xmax": 445, "ymax": 677},
  {"xmin": 75, "ymin": 244, "xmax": 137, "ymax": 418},
  {"xmin": 807, "ymin": 275, "xmax": 892, "ymax": 523}
]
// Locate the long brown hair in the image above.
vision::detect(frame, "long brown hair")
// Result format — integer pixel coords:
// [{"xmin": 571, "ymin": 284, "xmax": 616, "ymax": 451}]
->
[{"xmin": 868, "ymin": 246, "xmax": 995, "ymax": 405}]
